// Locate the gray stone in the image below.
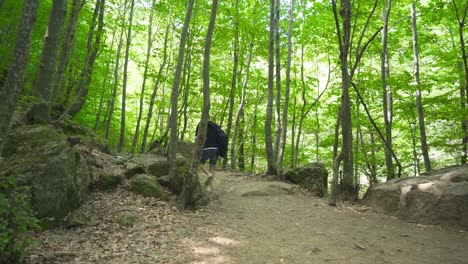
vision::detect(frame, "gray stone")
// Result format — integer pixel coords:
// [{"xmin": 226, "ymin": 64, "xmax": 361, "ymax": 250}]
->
[
  {"xmin": 1, "ymin": 124, "xmax": 91, "ymax": 228},
  {"xmin": 130, "ymin": 174, "xmax": 169, "ymax": 200},
  {"xmin": 363, "ymin": 164, "xmax": 468, "ymax": 230},
  {"xmin": 282, "ymin": 163, "xmax": 328, "ymax": 197},
  {"xmin": 125, "ymin": 162, "xmax": 146, "ymax": 178},
  {"xmin": 237, "ymin": 182, "xmax": 298, "ymax": 197},
  {"xmin": 98, "ymin": 172, "xmax": 122, "ymax": 189}
]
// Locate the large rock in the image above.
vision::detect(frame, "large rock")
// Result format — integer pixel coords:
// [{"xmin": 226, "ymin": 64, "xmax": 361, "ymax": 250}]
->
[
  {"xmin": 130, "ymin": 174, "xmax": 169, "ymax": 200},
  {"xmin": 1, "ymin": 125, "xmax": 91, "ymax": 228},
  {"xmin": 363, "ymin": 165, "xmax": 468, "ymax": 230},
  {"xmin": 145, "ymin": 153, "xmax": 189, "ymax": 194},
  {"xmin": 282, "ymin": 163, "xmax": 328, "ymax": 197}
]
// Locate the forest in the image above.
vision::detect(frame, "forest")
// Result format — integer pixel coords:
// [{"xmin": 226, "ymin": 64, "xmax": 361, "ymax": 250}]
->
[{"xmin": 1, "ymin": 0, "xmax": 468, "ymax": 200}]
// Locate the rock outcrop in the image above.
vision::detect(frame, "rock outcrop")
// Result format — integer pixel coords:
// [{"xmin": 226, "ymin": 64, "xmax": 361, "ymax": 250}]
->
[
  {"xmin": 363, "ymin": 165, "xmax": 468, "ymax": 230},
  {"xmin": 282, "ymin": 163, "xmax": 328, "ymax": 197},
  {"xmin": 1, "ymin": 124, "xmax": 91, "ymax": 228}
]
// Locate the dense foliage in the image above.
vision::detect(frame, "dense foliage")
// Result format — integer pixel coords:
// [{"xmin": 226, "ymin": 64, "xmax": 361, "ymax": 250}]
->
[{"xmin": 1, "ymin": 0, "xmax": 467, "ymax": 186}]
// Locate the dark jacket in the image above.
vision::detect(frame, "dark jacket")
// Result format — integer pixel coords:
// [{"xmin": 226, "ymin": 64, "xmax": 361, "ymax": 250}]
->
[{"xmin": 196, "ymin": 121, "xmax": 219, "ymax": 149}]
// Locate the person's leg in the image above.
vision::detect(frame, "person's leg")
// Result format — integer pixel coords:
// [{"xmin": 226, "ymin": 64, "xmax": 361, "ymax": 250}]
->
[
  {"xmin": 204, "ymin": 149, "xmax": 217, "ymax": 188},
  {"xmin": 200, "ymin": 149, "xmax": 210, "ymax": 176}
]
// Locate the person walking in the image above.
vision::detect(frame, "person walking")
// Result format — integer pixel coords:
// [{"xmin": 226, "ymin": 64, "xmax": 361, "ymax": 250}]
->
[{"xmin": 195, "ymin": 120, "xmax": 227, "ymax": 191}]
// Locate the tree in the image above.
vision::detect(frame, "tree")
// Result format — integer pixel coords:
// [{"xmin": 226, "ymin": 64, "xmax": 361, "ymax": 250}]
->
[
  {"xmin": 168, "ymin": 0, "xmax": 195, "ymax": 193},
  {"xmin": 411, "ymin": 3, "xmax": 431, "ymax": 173},
  {"xmin": 182, "ymin": 0, "xmax": 219, "ymax": 209},
  {"xmin": 381, "ymin": 0, "xmax": 395, "ymax": 180},
  {"xmin": 278, "ymin": 0, "xmax": 294, "ymax": 172},
  {"xmin": 265, "ymin": 0, "xmax": 277, "ymax": 175},
  {"xmin": 0, "ymin": 0, "xmax": 39, "ymax": 157},
  {"xmin": 452, "ymin": 0, "xmax": 468, "ymax": 164},
  {"xmin": 52, "ymin": 0, "xmax": 85, "ymax": 110},
  {"xmin": 32, "ymin": 0, "xmax": 68, "ymax": 123},
  {"xmin": 117, "ymin": 0, "xmax": 135, "ymax": 153},
  {"xmin": 60, "ymin": 0, "xmax": 105, "ymax": 119}
]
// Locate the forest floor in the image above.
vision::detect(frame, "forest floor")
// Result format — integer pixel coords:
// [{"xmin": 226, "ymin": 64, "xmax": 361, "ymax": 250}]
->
[{"xmin": 25, "ymin": 170, "xmax": 468, "ymax": 264}]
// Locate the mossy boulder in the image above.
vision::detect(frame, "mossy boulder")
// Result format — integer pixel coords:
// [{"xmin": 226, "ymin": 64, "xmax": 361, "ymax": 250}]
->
[
  {"xmin": 146, "ymin": 154, "xmax": 189, "ymax": 194},
  {"xmin": 54, "ymin": 118, "xmax": 112, "ymax": 154},
  {"xmin": 1, "ymin": 124, "xmax": 91, "ymax": 228},
  {"xmin": 98, "ymin": 172, "xmax": 122, "ymax": 190},
  {"xmin": 130, "ymin": 174, "xmax": 169, "ymax": 200},
  {"xmin": 125, "ymin": 162, "xmax": 146, "ymax": 178},
  {"xmin": 283, "ymin": 163, "xmax": 328, "ymax": 197}
]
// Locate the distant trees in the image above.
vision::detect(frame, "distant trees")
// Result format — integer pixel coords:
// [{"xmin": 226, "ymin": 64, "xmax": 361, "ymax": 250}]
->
[{"xmin": 2, "ymin": 0, "xmax": 468, "ymax": 191}]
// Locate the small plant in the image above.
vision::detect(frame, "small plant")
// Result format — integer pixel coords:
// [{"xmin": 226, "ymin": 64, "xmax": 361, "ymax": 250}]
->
[{"xmin": 0, "ymin": 174, "xmax": 39, "ymax": 264}]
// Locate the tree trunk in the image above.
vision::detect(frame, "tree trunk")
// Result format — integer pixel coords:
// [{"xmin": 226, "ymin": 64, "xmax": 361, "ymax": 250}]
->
[
  {"xmin": 231, "ymin": 41, "xmax": 253, "ymax": 170},
  {"xmin": 168, "ymin": 0, "xmax": 194, "ymax": 191},
  {"xmin": 332, "ymin": 0, "xmax": 354, "ymax": 199},
  {"xmin": 132, "ymin": 0, "xmax": 155, "ymax": 152},
  {"xmin": 410, "ymin": 3, "xmax": 431, "ymax": 173},
  {"xmin": 182, "ymin": 0, "xmax": 218, "ymax": 209},
  {"xmin": 140, "ymin": 12, "xmax": 171, "ymax": 152},
  {"xmin": 32, "ymin": 0, "xmax": 68, "ymax": 122},
  {"xmin": 52, "ymin": 0, "xmax": 85, "ymax": 109},
  {"xmin": 0, "ymin": 0, "xmax": 39, "ymax": 157},
  {"xmin": 59, "ymin": 0, "xmax": 105, "ymax": 119},
  {"xmin": 452, "ymin": 0, "xmax": 468, "ymax": 164},
  {"xmin": 278, "ymin": 0, "xmax": 293, "ymax": 172},
  {"xmin": 273, "ymin": 0, "xmax": 282, "ymax": 172},
  {"xmin": 94, "ymin": 28, "xmax": 117, "ymax": 131},
  {"xmin": 265, "ymin": 0, "xmax": 277, "ymax": 175},
  {"xmin": 222, "ymin": 5, "xmax": 239, "ymax": 169},
  {"xmin": 117, "ymin": 0, "xmax": 135, "ymax": 153},
  {"xmin": 381, "ymin": 0, "xmax": 394, "ymax": 180},
  {"xmin": 105, "ymin": 5, "xmax": 127, "ymax": 140},
  {"xmin": 290, "ymin": 95, "xmax": 297, "ymax": 167},
  {"xmin": 250, "ymin": 111, "xmax": 258, "ymax": 173}
]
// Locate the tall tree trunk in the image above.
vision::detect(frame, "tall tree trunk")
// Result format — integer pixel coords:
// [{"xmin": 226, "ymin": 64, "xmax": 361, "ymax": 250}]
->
[
  {"xmin": 141, "ymin": 12, "xmax": 171, "ymax": 152},
  {"xmin": 294, "ymin": 44, "xmax": 307, "ymax": 168},
  {"xmin": 250, "ymin": 111, "xmax": 258, "ymax": 173},
  {"xmin": 0, "ymin": 0, "xmax": 39, "ymax": 157},
  {"xmin": 332, "ymin": 0, "xmax": 354, "ymax": 199},
  {"xmin": 32, "ymin": 0, "xmax": 68, "ymax": 123},
  {"xmin": 182, "ymin": 0, "xmax": 218, "ymax": 209},
  {"xmin": 59, "ymin": 0, "xmax": 105, "ymax": 119},
  {"xmin": 222, "ymin": 3, "xmax": 239, "ymax": 169},
  {"xmin": 105, "ymin": 5, "xmax": 127, "ymax": 140},
  {"xmin": 290, "ymin": 95, "xmax": 297, "ymax": 167},
  {"xmin": 278, "ymin": 0, "xmax": 293, "ymax": 172},
  {"xmin": 94, "ymin": 28, "xmax": 117, "ymax": 131},
  {"xmin": 168, "ymin": 0, "xmax": 194, "ymax": 190},
  {"xmin": 410, "ymin": 3, "xmax": 431, "ymax": 173},
  {"xmin": 273, "ymin": 0, "xmax": 282, "ymax": 171},
  {"xmin": 132, "ymin": 0, "xmax": 156, "ymax": 152},
  {"xmin": 118, "ymin": 0, "xmax": 135, "ymax": 153},
  {"xmin": 265, "ymin": 0, "xmax": 277, "ymax": 175},
  {"xmin": 382, "ymin": 0, "xmax": 394, "ymax": 180},
  {"xmin": 229, "ymin": 0, "xmax": 240, "ymax": 170},
  {"xmin": 52, "ymin": 0, "xmax": 85, "ymax": 109},
  {"xmin": 231, "ymin": 42, "xmax": 253, "ymax": 170},
  {"xmin": 452, "ymin": 0, "xmax": 468, "ymax": 164}
]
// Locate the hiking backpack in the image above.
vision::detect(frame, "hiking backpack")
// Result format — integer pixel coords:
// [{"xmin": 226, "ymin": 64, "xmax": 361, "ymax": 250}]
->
[{"xmin": 208, "ymin": 121, "xmax": 228, "ymax": 157}]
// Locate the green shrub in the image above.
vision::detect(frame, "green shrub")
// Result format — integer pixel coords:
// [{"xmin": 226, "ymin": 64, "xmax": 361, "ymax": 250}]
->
[{"xmin": 0, "ymin": 174, "xmax": 39, "ymax": 264}]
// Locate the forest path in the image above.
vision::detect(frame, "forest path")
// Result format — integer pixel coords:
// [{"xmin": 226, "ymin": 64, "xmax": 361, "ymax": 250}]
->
[
  {"xmin": 185, "ymin": 170, "xmax": 468, "ymax": 264},
  {"xmin": 25, "ymin": 170, "xmax": 468, "ymax": 264}
]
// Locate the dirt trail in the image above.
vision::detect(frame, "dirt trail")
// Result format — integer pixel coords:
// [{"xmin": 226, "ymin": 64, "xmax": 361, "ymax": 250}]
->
[
  {"xmin": 26, "ymin": 170, "xmax": 468, "ymax": 264},
  {"xmin": 184, "ymin": 171, "xmax": 468, "ymax": 264}
]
